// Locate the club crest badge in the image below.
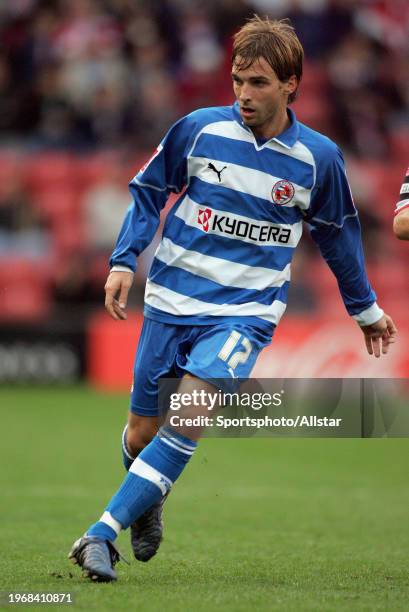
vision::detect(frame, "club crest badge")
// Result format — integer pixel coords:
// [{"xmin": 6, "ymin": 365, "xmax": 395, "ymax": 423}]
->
[{"xmin": 272, "ymin": 179, "xmax": 295, "ymax": 205}]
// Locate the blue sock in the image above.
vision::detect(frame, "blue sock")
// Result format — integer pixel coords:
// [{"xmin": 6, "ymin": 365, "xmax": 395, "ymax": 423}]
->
[
  {"xmin": 87, "ymin": 427, "xmax": 197, "ymax": 541},
  {"xmin": 87, "ymin": 520, "xmax": 117, "ymax": 542},
  {"xmin": 121, "ymin": 424, "xmax": 136, "ymax": 471}
]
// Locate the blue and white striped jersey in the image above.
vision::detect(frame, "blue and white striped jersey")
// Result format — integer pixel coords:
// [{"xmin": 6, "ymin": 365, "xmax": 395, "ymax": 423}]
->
[{"xmin": 110, "ymin": 102, "xmax": 382, "ymax": 333}]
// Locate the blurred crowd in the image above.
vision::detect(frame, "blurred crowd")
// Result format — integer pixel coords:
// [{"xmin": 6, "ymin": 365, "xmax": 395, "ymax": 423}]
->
[
  {"xmin": 0, "ymin": 0, "xmax": 408, "ymax": 321},
  {"xmin": 1, "ymin": 0, "xmax": 408, "ymax": 153}
]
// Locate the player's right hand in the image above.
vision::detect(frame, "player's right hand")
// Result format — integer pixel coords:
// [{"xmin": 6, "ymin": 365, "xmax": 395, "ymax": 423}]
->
[{"xmin": 104, "ymin": 271, "xmax": 134, "ymax": 320}]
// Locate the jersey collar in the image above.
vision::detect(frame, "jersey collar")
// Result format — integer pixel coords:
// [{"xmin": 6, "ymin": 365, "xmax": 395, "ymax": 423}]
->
[{"xmin": 232, "ymin": 101, "xmax": 299, "ymax": 149}]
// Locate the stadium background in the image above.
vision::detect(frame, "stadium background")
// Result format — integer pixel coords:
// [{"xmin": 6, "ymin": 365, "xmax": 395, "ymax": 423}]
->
[{"xmin": 1, "ymin": 2, "xmax": 409, "ymax": 609}]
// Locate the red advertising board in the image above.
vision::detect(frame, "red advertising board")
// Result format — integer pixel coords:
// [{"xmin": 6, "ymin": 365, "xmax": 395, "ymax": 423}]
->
[{"xmin": 87, "ymin": 310, "xmax": 409, "ymax": 391}]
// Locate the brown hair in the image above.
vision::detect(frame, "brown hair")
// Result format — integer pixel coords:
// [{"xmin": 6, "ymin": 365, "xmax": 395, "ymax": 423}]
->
[{"xmin": 232, "ymin": 15, "xmax": 304, "ymax": 104}]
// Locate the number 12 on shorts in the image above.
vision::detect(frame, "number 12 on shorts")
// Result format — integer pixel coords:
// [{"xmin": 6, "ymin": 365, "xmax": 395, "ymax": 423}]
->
[{"xmin": 217, "ymin": 331, "xmax": 252, "ymax": 370}]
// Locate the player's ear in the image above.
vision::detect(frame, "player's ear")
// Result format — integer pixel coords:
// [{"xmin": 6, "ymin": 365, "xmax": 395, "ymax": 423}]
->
[{"xmin": 283, "ymin": 75, "xmax": 297, "ymax": 97}]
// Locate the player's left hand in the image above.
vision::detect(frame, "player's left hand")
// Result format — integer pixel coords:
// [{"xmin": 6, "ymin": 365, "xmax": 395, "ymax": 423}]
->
[{"xmin": 360, "ymin": 313, "xmax": 397, "ymax": 358}]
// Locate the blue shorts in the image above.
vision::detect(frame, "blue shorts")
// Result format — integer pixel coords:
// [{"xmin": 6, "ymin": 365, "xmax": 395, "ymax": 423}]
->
[{"xmin": 130, "ymin": 318, "xmax": 272, "ymax": 416}]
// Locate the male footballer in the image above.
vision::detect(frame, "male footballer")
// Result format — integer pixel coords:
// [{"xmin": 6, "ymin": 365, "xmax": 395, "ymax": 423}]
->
[
  {"xmin": 69, "ymin": 16, "xmax": 397, "ymax": 581},
  {"xmin": 393, "ymin": 167, "xmax": 409, "ymax": 239}
]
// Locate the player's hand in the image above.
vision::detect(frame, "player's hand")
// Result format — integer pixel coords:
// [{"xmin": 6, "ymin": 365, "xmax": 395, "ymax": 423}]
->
[
  {"xmin": 360, "ymin": 313, "xmax": 397, "ymax": 358},
  {"xmin": 104, "ymin": 271, "xmax": 134, "ymax": 320}
]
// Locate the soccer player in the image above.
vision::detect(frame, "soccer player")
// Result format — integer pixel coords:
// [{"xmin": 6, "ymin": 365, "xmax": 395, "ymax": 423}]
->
[
  {"xmin": 393, "ymin": 167, "xmax": 409, "ymax": 239},
  {"xmin": 69, "ymin": 16, "xmax": 397, "ymax": 581}
]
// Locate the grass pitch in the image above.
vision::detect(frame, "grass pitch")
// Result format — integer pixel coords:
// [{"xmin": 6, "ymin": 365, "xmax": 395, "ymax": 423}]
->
[{"xmin": 1, "ymin": 386, "xmax": 408, "ymax": 611}]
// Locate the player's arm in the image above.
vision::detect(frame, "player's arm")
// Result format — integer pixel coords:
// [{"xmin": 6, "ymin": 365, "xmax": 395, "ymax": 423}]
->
[
  {"xmin": 305, "ymin": 146, "xmax": 397, "ymax": 357},
  {"xmin": 105, "ymin": 116, "xmax": 193, "ymax": 320},
  {"xmin": 393, "ymin": 208, "xmax": 409, "ymax": 240},
  {"xmin": 393, "ymin": 169, "xmax": 409, "ymax": 240}
]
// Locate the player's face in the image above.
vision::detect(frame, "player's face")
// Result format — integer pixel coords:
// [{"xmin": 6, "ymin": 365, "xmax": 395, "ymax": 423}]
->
[{"xmin": 232, "ymin": 56, "xmax": 296, "ymax": 139}]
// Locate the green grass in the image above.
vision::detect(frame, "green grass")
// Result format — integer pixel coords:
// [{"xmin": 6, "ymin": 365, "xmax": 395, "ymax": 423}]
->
[{"xmin": 1, "ymin": 386, "xmax": 408, "ymax": 611}]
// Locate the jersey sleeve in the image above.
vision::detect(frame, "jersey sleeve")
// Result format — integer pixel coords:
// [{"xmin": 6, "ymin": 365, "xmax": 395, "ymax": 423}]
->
[
  {"xmin": 109, "ymin": 114, "xmax": 194, "ymax": 271},
  {"xmin": 305, "ymin": 146, "xmax": 383, "ymax": 326},
  {"xmin": 394, "ymin": 167, "xmax": 409, "ymax": 216}
]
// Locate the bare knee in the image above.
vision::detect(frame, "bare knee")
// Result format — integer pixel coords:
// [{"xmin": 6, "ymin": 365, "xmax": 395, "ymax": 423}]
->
[{"xmin": 126, "ymin": 413, "xmax": 160, "ymax": 456}]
